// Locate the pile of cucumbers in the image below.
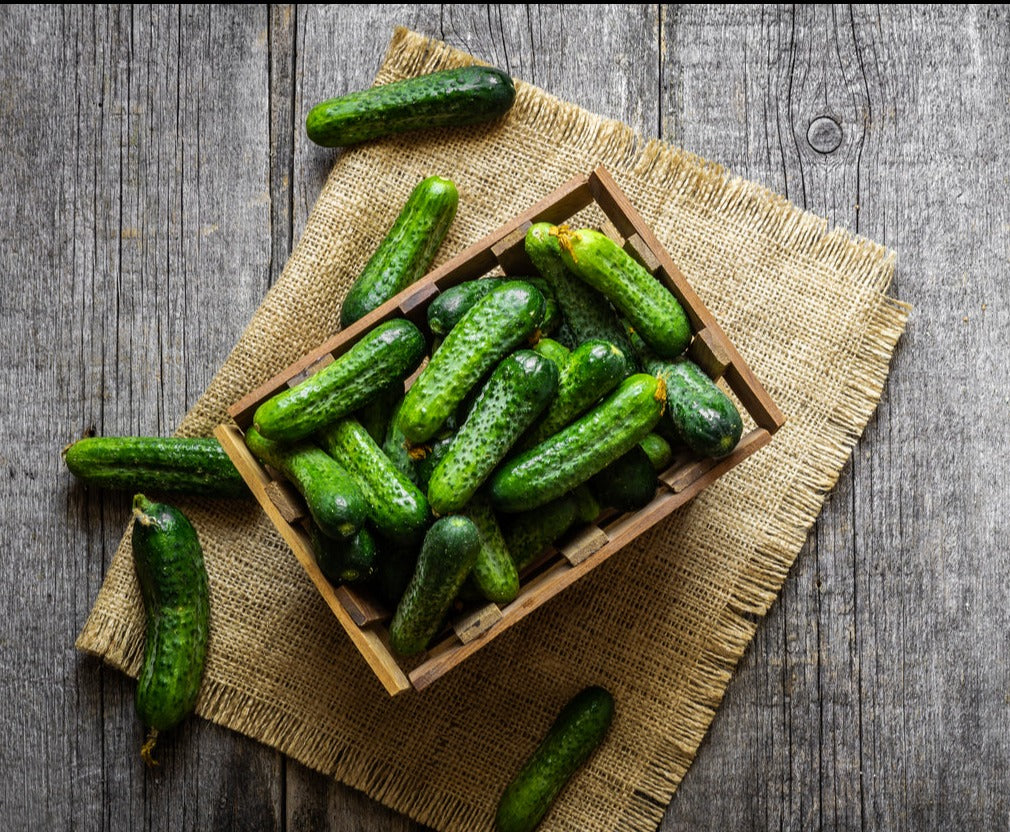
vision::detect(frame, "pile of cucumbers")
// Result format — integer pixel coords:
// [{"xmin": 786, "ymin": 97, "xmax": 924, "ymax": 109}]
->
[{"xmin": 241, "ymin": 179, "xmax": 744, "ymax": 660}]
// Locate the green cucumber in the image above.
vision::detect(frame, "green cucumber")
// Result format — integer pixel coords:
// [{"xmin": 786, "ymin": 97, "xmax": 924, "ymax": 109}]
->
[
  {"xmin": 398, "ymin": 281, "xmax": 545, "ymax": 443},
  {"xmin": 502, "ymin": 486, "xmax": 599, "ymax": 573},
  {"xmin": 532, "ymin": 337, "xmax": 570, "ymax": 370},
  {"xmin": 63, "ymin": 436, "xmax": 247, "ymax": 498},
  {"xmin": 413, "ymin": 430, "xmax": 456, "ymax": 491},
  {"xmin": 491, "ymin": 374, "xmax": 666, "ymax": 512},
  {"xmin": 253, "ymin": 318, "xmax": 425, "ymax": 443},
  {"xmin": 388, "ymin": 516, "xmax": 480, "ymax": 656},
  {"xmin": 428, "ymin": 350, "xmax": 558, "ymax": 515},
  {"xmin": 131, "ymin": 495, "xmax": 209, "ymax": 767},
  {"xmin": 588, "ymin": 445, "xmax": 657, "ymax": 512},
  {"xmin": 340, "ymin": 176, "xmax": 458, "ymax": 327},
  {"xmin": 464, "ymin": 496, "xmax": 519, "ymax": 604},
  {"xmin": 496, "ymin": 686, "xmax": 615, "ymax": 832},
  {"xmin": 354, "ymin": 380, "xmax": 404, "ymax": 446},
  {"xmin": 522, "ymin": 339, "xmax": 630, "ymax": 448},
  {"xmin": 306, "ymin": 65, "xmax": 516, "ymax": 148},
  {"xmin": 319, "ymin": 417, "xmax": 430, "ymax": 543},
  {"xmin": 644, "ymin": 356, "xmax": 743, "ymax": 458},
  {"xmin": 244, "ymin": 427, "xmax": 366, "ymax": 540},
  {"xmin": 427, "ymin": 278, "xmax": 505, "ymax": 337},
  {"xmin": 553, "ymin": 225, "xmax": 691, "ymax": 359},
  {"xmin": 310, "ymin": 523, "xmax": 377, "ymax": 584},
  {"xmin": 382, "ymin": 398, "xmax": 423, "ymax": 488},
  {"xmin": 639, "ymin": 432, "xmax": 674, "ymax": 471},
  {"xmin": 525, "ymin": 222, "xmax": 635, "ymax": 359}
]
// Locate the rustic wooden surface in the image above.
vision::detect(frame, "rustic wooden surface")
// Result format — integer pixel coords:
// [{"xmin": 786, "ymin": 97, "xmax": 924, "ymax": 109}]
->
[{"xmin": 3, "ymin": 4, "xmax": 1007, "ymax": 829}]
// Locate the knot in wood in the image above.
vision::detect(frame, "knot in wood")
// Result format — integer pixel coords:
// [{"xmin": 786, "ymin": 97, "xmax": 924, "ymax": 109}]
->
[{"xmin": 806, "ymin": 115, "xmax": 843, "ymax": 154}]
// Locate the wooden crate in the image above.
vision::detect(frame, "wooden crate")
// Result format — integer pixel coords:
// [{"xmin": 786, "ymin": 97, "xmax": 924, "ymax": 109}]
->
[{"xmin": 216, "ymin": 165, "xmax": 786, "ymax": 696}]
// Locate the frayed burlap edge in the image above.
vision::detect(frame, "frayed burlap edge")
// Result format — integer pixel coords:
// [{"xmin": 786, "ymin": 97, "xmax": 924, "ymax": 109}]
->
[{"xmin": 77, "ymin": 26, "xmax": 910, "ymax": 832}]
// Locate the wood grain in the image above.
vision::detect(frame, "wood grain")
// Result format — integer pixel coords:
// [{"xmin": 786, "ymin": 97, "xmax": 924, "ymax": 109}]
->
[{"xmin": 3, "ymin": 4, "xmax": 1006, "ymax": 831}]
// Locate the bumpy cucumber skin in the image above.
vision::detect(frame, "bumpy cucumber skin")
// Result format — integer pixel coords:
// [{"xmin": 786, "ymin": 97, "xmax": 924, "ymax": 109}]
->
[
  {"xmin": 319, "ymin": 417, "xmax": 430, "ymax": 543},
  {"xmin": 523, "ymin": 339, "xmax": 630, "ymax": 448},
  {"xmin": 428, "ymin": 350, "xmax": 558, "ymax": 515},
  {"xmin": 554, "ymin": 226, "xmax": 691, "ymax": 359},
  {"xmin": 502, "ymin": 486, "xmax": 599, "ymax": 573},
  {"xmin": 588, "ymin": 445, "xmax": 657, "ymax": 512},
  {"xmin": 645, "ymin": 356, "xmax": 743, "ymax": 458},
  {"xmin": 64, "ymin": 436, "xmax": 247, "ymax": 498},
  {"xmin": 525, "ymin": 223, "xmax": 635, "ymax": 360},
  {"xmin": 427, "ymin": 278, "xmax": 505, "ymax": 337},
  {"xmin": 639, "ymin": 432, "xmax": 674, "ymax": 471},
  {"xmin": 388, "ymin": 516, "xmax": 480, "ymax": 657},
  {"xmin": 340, "ymin": 176, "xmax": 458, "ymax": 328},
  {"xmin": 491, "ymin": 374, "xmax": 666, "ymax": 512},
  {"xmin": 305, "ymin": 65, "xmax": 516, "ymax": 147},
  {"xmin": 253, "ymin": 318, "xmax": 425, "ymax": 443},
  {"xmin": 132, "ymin": 495, "xmax": 209, "ymax": 762},
  {"xmin": 496, "ymin": 686, "xmax": 615, "ymax": 832},
  {"xmin": 398, "ymin": 281, "xmax": 546, "ymax": 444},
  {"xmin": 310, "ymin": 523, "xmax": 377, "ymax": 584},
  {"xmin": 464, "ymin": 495, "xmax": 519, "ymax": 604},
  {"xmin": 244, "ymin": 427, "xmax": 366, "ymax": 540}
]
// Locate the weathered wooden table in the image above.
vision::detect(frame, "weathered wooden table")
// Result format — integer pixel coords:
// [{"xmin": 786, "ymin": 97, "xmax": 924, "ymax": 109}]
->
[{"xmin": 4, "ymin": 5, "xmax": 1007, "ymax": 829}]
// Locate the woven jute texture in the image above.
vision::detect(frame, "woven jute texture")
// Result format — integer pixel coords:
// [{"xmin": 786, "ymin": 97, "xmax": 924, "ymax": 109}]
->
[{"xmin": 77, "ymin": 27, "xmax": 910, "ymax": 831}]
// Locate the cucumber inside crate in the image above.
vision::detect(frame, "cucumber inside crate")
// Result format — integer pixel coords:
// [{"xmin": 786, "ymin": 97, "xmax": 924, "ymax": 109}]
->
[{"xmin": 218, "ymin": 165, "xmax": 784, "ymax": 696}]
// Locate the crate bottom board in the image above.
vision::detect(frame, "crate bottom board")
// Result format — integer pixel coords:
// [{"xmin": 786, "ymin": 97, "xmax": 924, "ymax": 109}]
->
[{"xmin": 215, "ymin": 423, "xmax": 771, "ymax": 695}]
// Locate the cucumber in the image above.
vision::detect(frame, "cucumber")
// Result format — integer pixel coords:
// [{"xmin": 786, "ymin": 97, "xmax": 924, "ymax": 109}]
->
[
  {"xmin": 427, "ymin": 278, "xmax": 505, "ymax": 337},
  {"xmin": 253, "ymin": 318, "xmax": 425, "ymax": 443},
  {"xmin": 491, "ymin": 374, "xmax": 666, "ymax": 512},
  {"xmin": 340, "ymin": 176, "xmax": 458, "ymax": 327},
  {"xmin": 413, "ymin": 430, "xmax": 456, "ymax": 491},
  {"xmin": 464, "ymin": 495, "xmax": 519, "ymax": 605},
  {"xmin": 503, "ymin": 486, "xmax": 599, "ymax": 573},
  {"xmin": 306, "ymin": 65, "xmax": 516, "ymax": 147},
  {"xmin": 427, "ymin": 350, "xmax": 558, "ymax": 515},
  {"xmin": 381, "ymin": 398, "xmax": 423, "ymax": 488},
  {"xmin": 644, "ymin": 356, "xmax": 743, "ymax": 458},
  {"xmin": 588, "ymin": 445, "xmax": 657, "ymax": 512},
  {"xmin": 244, "ymin": 427, "xmax": 366, "ymax": 540},
  {"xmin": 525, "ymin": 222, "xmax": 635, "ymax": 359},
  {"xmin": 398, "ymin": 280, "xmax": 545, "ymax": 443},
  {"xmin": 522, "ymin": 339, "xmax": 630, "ymax": 448},
  {"xmin": 553, "ymin": 225, "xmax": 691, "ymax": 359},
  {"xmin": 131, "ymin": 495, "xmax": 209, "ymax": 767},
  {"xmin": 388, "ymin": 516, "xmax": 480, "ymax": 656},
  {"xmin": 319, "ymin": 417, "xmax": 431, "ymax": 543},
  {"xmin": 354, "ymin": 379, "xmax": 404, "ymax": 446},
  {"xmin": 63, "ymin": 436, "xmax": 247, "ymax": 498},
  {"xmin": 639, "ymin": 432, "xmax": 674, "ymax": 471},
  {"xmin": 496, "ymin": 686, "xmax": 615, "ymax": 832},
  {"xmin": 532, "ymin": 337, "xmax": 570, "ymax": 371},
  {"xmin": 310, "ymin": 523, "xmax": 377, "ymax": 584}
]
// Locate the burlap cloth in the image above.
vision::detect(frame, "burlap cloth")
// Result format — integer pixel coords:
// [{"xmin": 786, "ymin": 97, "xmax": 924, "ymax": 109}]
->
[{"xmin": 77, "ymin": 27, "xmax": 910, "ymax": 831}]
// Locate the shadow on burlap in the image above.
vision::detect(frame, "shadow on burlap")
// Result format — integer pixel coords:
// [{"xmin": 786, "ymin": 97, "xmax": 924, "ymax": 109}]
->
[{"xmin": 76, "ymin": 27, "xmax": 910, "ymax": 832}]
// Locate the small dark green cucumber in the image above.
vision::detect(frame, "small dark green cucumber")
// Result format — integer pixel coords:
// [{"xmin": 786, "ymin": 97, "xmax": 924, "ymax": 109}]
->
[
  {"xmin": 388, "ymin": 516, "xmax": 480, "ymax": 656},
  {"xmin": 253, "ymin": 318, "xmax": 425, "ymax": 443},
  {"xmin": 63, "ymin": 436, "xmax": 247, "ymax": 498},
  {"xmin": 428, "ymin": 350, "xmax": 558, "ymax": 515},
  {"xmin": 639, "ymin": 432, "xmax": 674, "ymax": 471},
  {"xmin": 132, "ymin": 494, "xmax": 209, "ymax": 767},
  {"xmin": 502, "ymin": 486, "xmax": 599, "ymax": 573},
  {"xmin": 306, "ymin": 65, "xmax": 516, "ymax": 147},
  {"xmin": 532, "ymin": 337, "xmax": 570, "ymax": 370},
  {"xmin": 319, "ymin": 417, "xmax": 430, "ymax": 543},
  {"xmin": 588, "ymin": 445, "xmax": 657, "ymax": 512},
  {"xmin": 310, "ymin": 523, "xmax": 377, "ymax": 584},
  {"xmin": 244, "ymin": 427, "xmax": 366, "ymax": 540},
  {"xmin": 644, "ymin": 356, "xmax": 743, "ymax": 458},
  {"xmin": 340, "ymin": 176, "xmax": 458, "ymax": 327},
  {"xmin": 495, "ymin": 686, "xmax": 615, "ymax": 832},
  {"xmin": 491, "ymin": 374, "xmax": 666, "ymax": 512},
  {"xmin": 398, "ymin": 280, "xmax": 545, "ymax": 443},
  {"xmin": 427, "ymin": 278, "xmax": 505, "ymax": 337},
  {"xmin": 354, "ymin": 379, "xmax": 404, "ymax": 445},
  {"xmin": 553, "ymin": 225, "xmax": 691, "ymax": 359}
]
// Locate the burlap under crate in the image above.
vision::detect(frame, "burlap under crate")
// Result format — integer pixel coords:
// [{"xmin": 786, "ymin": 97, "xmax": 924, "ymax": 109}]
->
[{"xmin": 76, "ymin": 26, "xmax": 910, "ymax": 832}]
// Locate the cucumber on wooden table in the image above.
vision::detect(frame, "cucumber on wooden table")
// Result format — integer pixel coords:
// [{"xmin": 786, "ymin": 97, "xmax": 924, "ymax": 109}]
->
[{"xmin": 306, "ymin": 65, "xmax": 516, "ymax": 147}]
